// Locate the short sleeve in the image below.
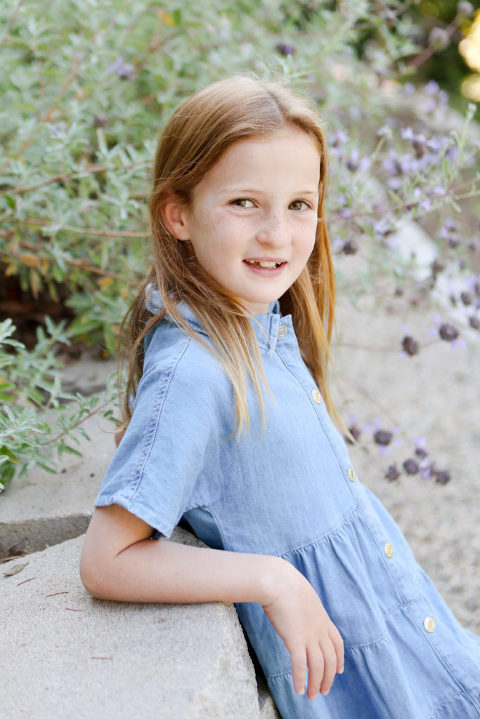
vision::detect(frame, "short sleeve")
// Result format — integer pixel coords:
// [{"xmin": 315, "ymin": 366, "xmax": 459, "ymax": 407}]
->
[{"xmin": 94, "ymin": 331, "xmax": 223, "ymax": 537}]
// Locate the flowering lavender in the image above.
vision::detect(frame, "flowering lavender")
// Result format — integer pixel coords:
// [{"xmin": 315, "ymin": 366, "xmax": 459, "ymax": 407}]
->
[
  {"xmin": 439, "ymin": 323, "xmax": 459, "ymax": 342},
  {"xmin": 402, "ymin": 335, "xmax": 419, "ymax": 356},
  {"xmin": 275, "ymin": 43, "xmax": 296, "ymax": 56},
  {"xmin": 385, "ymin": 465, "xmax": 401, "ymax": 481},
  {"xmin": 107, "ymin": 56, "xmax": 136, "ymax": 79},
  {"xmin": 342, "ymin": 239, "xmax": 358, "ymax": 255},
  {"xmin": 403, "ymin": 458, "xmax": 419, "ymax": 475},
  {"xmin": 374, "ymin": 429, "xmax": 393, "ymax": 446}
]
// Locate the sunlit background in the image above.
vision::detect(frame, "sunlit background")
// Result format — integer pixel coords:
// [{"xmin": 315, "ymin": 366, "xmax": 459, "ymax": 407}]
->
[{"xmin": 460, "ymin": 10, "xmax": 480, "ymax": 101}]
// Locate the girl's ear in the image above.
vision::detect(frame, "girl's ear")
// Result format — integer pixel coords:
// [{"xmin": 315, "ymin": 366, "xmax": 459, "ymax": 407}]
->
[{"xmin": 162, "ymin": 195, "xmax": 191, "ymax": 241}]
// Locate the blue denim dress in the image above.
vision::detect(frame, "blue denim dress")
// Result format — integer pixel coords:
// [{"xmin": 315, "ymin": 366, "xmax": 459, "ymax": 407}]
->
[{"xmin": 95, "ymin": 295, "xmax": 480, "ymax": 719}]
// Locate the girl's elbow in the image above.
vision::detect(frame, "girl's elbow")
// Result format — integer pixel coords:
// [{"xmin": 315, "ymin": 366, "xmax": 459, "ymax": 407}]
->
[
  {"xmin": 79, "ymin": 547, "xmax": 113, "ymax": 599},
  {"xmin": 80, "ymin": 556, "xmax": 101, "ymax": 598}
]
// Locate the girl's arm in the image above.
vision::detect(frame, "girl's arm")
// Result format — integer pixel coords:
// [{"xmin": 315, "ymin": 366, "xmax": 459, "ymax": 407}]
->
[{"xmin": 80, "ymin": 504, "xmax": 344, "ymax": 699}]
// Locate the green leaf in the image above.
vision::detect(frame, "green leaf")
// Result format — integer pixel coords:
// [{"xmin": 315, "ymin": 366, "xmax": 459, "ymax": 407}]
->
[
  {"xmin": 59, "ymin": 444, "xmax": 83, "ymax": 457},
  {"xmin": 0, "ymin": 445, "xmax": 18, "ymax": 463},
  {"xmin": 0, "ymin": 463, "xmax": 16, "ymax": 490},
  {"xmin": 4, "ymin": 194, "xmax": 16, "ymax": 209}
]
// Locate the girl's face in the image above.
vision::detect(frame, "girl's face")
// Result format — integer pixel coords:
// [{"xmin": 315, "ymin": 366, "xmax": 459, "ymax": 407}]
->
[{"xmin": 169, "ymin": 125, "xmax": 321, "ymax": 315}]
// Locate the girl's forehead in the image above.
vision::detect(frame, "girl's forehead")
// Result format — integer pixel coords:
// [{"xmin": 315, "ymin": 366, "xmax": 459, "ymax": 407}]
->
[
  {"xmin": 226, "ymin": 125, "xmax": 319, "ymax": 156},
  {"xmin": 199, "ymin": 127, "xmax": 321, "ymax": 187}
]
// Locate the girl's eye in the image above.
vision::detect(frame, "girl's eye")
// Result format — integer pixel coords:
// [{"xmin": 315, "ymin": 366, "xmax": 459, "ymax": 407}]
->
[
  {"xmin": 231, "ymin": 198, "xmax": 255, "ymax": 208},
  {"xmin": 289, "ymin": 200, "xmax": 310, "ymax": 211}
]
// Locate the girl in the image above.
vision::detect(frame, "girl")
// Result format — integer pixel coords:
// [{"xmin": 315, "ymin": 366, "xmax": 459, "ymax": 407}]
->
[{"xmin": 80, "ymin": 76, "xmax": 480, "ymax": 718}]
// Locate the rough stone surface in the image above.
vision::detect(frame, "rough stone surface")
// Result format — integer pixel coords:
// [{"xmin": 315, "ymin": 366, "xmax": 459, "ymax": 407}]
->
[{"xmin": 1, "ymin": 531, "xmax": 262, "ymax": 719}]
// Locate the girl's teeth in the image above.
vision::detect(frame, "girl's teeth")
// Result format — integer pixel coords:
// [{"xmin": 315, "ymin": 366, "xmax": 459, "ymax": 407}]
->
[{"xmin": 246, "ymin": 260, "xmax": 280, "ymax": 268}]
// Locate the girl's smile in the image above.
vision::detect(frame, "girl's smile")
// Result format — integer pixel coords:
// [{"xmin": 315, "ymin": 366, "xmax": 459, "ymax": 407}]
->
[
  {"xmin": 164, "ymin": 125, "xmax": 321, "ymax": 316},
  {"xmin": 243, "ymin": 257, "xmax": 287, "ymax": 275}
]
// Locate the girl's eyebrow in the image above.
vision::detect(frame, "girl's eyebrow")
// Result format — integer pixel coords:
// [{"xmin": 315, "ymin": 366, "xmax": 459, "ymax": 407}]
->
[{"xmin": 220, "ymin": 187, "xmax": 319, "ymax": 197}]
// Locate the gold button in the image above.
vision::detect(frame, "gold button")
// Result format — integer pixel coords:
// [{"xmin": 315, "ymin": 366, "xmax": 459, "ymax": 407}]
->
[
  {"xmin": 384, "ymin": 542, "xmax": 394, "ymax": 558},
  {"xmin": 424, "ymin": 616, "xmax": 436, "ymax": 633},
  {"xmin": 278, "ymin": 324, "xmax": 288, "ymax": 339},
  {"xmin": 347, "ymin": 467, "xmax": 355, "ymax": 482},
  {"xmin": 311, "ymin": 389, "xmax": 322, "ymax": 404}
]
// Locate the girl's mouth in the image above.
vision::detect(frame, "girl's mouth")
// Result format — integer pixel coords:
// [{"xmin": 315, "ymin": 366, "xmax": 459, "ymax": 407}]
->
[{"xmin": 243, "ymin": 259, "xmax": 286, "ymax": 269}]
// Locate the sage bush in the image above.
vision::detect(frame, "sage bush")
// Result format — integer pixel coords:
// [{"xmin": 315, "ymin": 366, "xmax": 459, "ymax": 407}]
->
[{"xmin": 1, "ymin": 0, "xmax": 479, "ymax": 489}]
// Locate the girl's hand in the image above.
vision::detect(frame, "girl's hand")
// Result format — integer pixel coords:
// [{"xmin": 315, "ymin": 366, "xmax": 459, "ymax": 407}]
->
[{"xmin": 262, "ymin": 560, "xmax": 344, "ymax": 700}]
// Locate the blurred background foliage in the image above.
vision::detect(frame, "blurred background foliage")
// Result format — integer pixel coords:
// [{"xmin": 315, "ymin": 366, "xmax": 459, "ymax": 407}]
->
[
  {"xmin": 411, "ymin": 0, "xmax": 480, "ymax": 110},
  {"xmin": 1, "ymin": 0, "xmax": 479, "ymax": 488}
]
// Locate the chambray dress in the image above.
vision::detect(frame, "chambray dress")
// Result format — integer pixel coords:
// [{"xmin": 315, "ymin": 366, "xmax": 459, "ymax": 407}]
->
[{"xmin": 95, "ymin": 294, "xmax": 480, "ymax": 719}]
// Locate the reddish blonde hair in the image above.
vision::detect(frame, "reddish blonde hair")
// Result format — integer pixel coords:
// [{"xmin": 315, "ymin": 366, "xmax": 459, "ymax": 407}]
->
[{"xmin": 121, "ymin": 75, "xmax": 340, "ymax": 433}]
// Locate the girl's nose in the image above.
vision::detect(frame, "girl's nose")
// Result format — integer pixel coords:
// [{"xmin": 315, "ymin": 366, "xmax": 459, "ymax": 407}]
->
[{"xmin": 256, "ymin": 212, "xmax": 289, "ymax": 247}]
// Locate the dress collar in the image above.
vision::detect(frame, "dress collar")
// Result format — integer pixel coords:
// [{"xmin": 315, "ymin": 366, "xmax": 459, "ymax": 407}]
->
[{"xmin": 145, "ymin": 285, "xmax": 291, "ymax": 356}]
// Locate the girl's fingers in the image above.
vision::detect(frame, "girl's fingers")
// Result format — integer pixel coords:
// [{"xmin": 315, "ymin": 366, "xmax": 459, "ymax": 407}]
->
[
  {"xmin": 330, "ymin": 625, "xmax": 345, "ymax": 674},
  {"xmin": 306, "ymin": 644, "xmax": 324, "ymax": 699},
  {"xmin": 319, "ymin": 640, "xmax": 338, "ymax": 696},
  {"xmin": 290, "ymin": 647, "xmax": 308, "ymax": 696}
]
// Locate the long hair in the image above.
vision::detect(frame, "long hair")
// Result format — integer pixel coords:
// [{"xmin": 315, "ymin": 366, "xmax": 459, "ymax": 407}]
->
[{"xmin": 121, "ymin": 75, "xmax": 341, "ymax": 434}]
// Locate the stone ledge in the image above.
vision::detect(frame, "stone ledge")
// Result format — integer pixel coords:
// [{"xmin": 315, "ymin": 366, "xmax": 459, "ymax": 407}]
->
[{"xmin": 1, "ymin": 530, "xmax": 279, "ymax": 718}]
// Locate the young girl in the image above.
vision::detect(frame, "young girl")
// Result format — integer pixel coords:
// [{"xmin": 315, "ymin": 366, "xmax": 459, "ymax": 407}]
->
[{"xmin": 80, "ymin": 76, "xmax": 480, "ymax": 718}]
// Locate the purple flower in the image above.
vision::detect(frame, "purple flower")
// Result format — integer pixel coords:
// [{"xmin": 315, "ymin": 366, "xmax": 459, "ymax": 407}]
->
[
  {"xmin": 342, "ymin": 239, "xmax": 358, "ymax": 255},
  {"xmin": 374, "ymin": 217, "xmax": 394, "ymax": 237},
  {"xmin": 425, "ymin": 80, "xmax": 440, "ymax": 95},
  {"xmin": 275, "ymin": 42, "xmax": 296, "ymax": 56},
  {"xmin": 438, "ymin": 90, "xmax": 449, "ymax": 106},
  {"xmin": 346, "ymin": 424, "xmax": 361, "ymax": 444},
  {"xmin": 440, "ymin": 218, "xmax": 457, "ymax": 238},
  {"xmin": 383, "ymin": 149, "xmax": 400, "ymax": 176},
  {"xmin": 347, "ymin": 148, "xmax": 360, "ymax": 171},
  {"xmin": 377, "ymin": 125, "xmax": 393, "ymax": 139},
  {"xmin": 446, "ymin": 145, "xmax": 459, "ymax": 163},
  {"xmin": 429, "ymin": 27, "xmax": 450, "ymax": 50},
  {"xmin": 458, "ymin": 1, "xmax": 474, "ymax": 17},
  {"xmin": 426, "ymin": 136, "xmax": 446, "ymax": 153},
  {"xmin": 434, "ymin": 469, "xmax": 451, "ymax": 485},
  {"xmin": 400, "ymin": 127, "xmax": 414, "ymax": 141},
  {"xmin": 403, "ymin": 458, "xmax": 419, "ymax": 475},
  {"xmin": 330, "ymin": 131, "xmax": 348, "ymax": 149},
  {"xmin": 413, "ymin": 436, "xmax": 427, "ymax": 450},
  {"xmin": 107, "ymin": 56, "xmax": 136, "ymax": 79},
  {"xmin": 331, "ymin": 236, "xmax": 344, "ymax": 253},
  {"xmin": 374, "ymin": 429, "xmax": 393, "ymax": 446},
  {"xmin": 419, "ymin": 197, "xmax": 432, "ymax": 213},
  {"xmin": 401, "ymin": 335, "xmax": 419, "ymax": 356},
  {"xmin": 431, "ymin": 259, "xmax": 445, "ymax": 276},
  {"xmin": 439, "ymin": 323, "xmax": 459, "ymax": 342},
  {"xmin": 385, "ymin": 465, "xmax": 400, "ymax": 481}
]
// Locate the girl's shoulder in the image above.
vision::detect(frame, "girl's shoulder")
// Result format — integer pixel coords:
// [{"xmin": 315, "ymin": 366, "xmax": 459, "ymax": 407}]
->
[{"xmin": 141, "ymin": 316, "xmax": 231, "ymax": 405}]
